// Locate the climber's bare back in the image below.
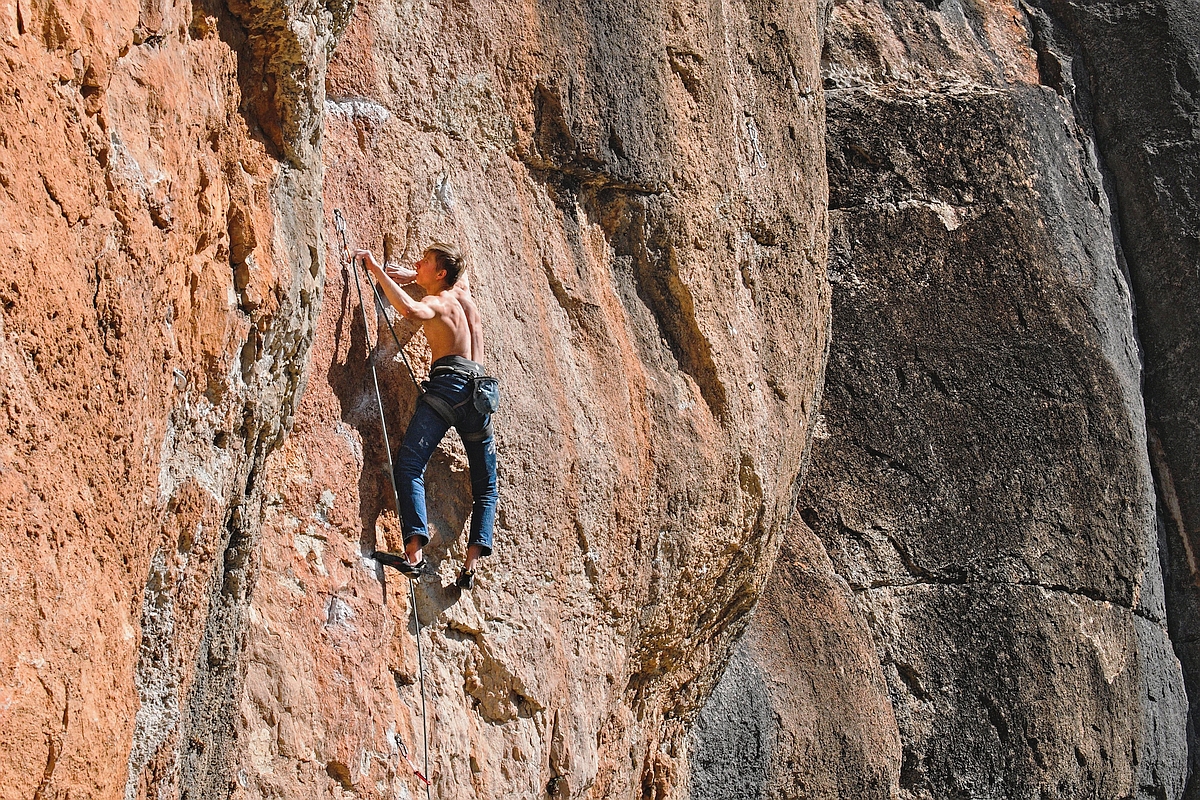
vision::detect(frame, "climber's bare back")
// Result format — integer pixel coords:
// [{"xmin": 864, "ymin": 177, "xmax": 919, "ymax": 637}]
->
[{"xmin": 421, "ymin": 289, "xmax": 477, "ymax": 362}]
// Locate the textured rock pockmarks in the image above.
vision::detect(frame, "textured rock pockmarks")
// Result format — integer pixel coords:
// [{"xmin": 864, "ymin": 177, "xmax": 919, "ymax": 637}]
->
[{"xmin": 0, "ymin": 0, "xmax": 338, "ymax": 792}]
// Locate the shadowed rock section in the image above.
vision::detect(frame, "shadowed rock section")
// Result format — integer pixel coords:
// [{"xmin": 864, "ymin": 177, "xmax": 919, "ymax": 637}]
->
[
  {"xmin": 691, "ymin": 0, "xmax": 1190, "ymax": 795},
  {"xmin": 1026, "ymin": 0, "xmax": 1200, "ymax": 792}
]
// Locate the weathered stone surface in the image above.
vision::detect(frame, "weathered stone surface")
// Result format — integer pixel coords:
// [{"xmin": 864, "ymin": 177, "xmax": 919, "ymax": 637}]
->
[
  {"xmin": 0, "ymin": 0, "xmax": 340, "ymax": 794},
  {"xmin": 9, "ymin": 0, "xmax": 1198, "ymax": 792},
  {"xmin": 693, "ymin": 0, "xmax": 1190, "ymax": 796},
  {"xmin": 1, "ymin": 0, "xmax": 827, "ymax": 797},
  {"xmin": 224, "ymin": 0, "xmax": 830, "ymax": 796},
  {"xmin": 1022, "ymin": 0, "xmax": 1200, "ymax": 792},
  {"xmin": 690, "ymin": 518, "xmax": 900, "ymax": 799}
]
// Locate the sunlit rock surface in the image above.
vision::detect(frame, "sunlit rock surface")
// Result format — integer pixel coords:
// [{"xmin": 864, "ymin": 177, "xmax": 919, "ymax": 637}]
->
[
  {"xmin": 235, "ymin": 0, "xmax": 828, "ymax": 796},
  {"xmin": 7, "ymin": 0, "xmax": 1200, "ymax": 793},
  {"xmin": 0, "ymin": 0, "xmax": 827, "ymax": 795},
  {"xmin": 0, "ymin": 0, "xmax": 342, "ymax": 792}
]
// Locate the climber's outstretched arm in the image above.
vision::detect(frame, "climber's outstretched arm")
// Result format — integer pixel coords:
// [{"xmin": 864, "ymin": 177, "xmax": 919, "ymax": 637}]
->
[{"xmin": 357, "ymin": 249, "xmax": 434, "ymax": 320}]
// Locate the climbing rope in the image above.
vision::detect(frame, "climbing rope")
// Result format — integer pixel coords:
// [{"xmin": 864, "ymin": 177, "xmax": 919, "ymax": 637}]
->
[{"xmin": 333, "ymin": 209, "xmax": 433, "ymax": 799}]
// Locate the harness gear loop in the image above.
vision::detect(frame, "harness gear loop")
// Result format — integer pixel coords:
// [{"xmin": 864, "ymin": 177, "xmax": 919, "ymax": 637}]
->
[{"xmin": 333, "ymin": 209, "xmax": 432, "ymax": 800}]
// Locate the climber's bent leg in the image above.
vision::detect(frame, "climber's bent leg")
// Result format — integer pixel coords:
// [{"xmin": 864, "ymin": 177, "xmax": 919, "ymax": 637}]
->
[
  {"xmin": 394, "ymin": 398, "xmax": 452, "ymax": 558},
  {"xmin": 463, "ymin": 428, "xmax": 498, "ymax": 559}
]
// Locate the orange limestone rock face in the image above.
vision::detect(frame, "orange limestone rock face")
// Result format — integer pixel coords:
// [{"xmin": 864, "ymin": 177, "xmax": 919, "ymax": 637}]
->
[
  {"xmin": 232, "ymin": 0, "xmax": 829, "ymax": 798},
  {"xmin": 1, "ymin": 0, "xmax": 827, "ymax": 796},
  {"xmin": 0, "ymin": 0, "xmax": 346, "ymax": 794}
]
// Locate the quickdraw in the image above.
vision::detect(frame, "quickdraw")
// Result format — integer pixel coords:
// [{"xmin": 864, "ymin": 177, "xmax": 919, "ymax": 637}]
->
[{"xmin": 398, "ymin": 737, "xmax": 432, "ymax": 788}]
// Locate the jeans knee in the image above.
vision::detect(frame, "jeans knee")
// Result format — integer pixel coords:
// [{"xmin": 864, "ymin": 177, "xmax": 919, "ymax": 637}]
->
[
  {"xmin": 395, "ymin": 450, "xmax": 425, "ymax": 481},
  {"xmin": 472, "ymin": 472, "xmax": 498, "ymax": 499}
]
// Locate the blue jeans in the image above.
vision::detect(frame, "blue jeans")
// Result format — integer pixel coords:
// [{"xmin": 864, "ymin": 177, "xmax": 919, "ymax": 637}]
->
[{"xmin": 395, "ymin": 368, "xmax": 497, "ymax": 556}]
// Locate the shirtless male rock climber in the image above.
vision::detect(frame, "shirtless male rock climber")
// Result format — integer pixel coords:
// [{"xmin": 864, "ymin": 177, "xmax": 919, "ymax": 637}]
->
[{"xmin": 356, "ymin": 244, "xmax": 498, "ymax": 590}]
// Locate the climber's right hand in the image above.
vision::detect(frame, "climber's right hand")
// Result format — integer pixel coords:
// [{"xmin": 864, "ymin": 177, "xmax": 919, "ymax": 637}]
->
[
  {"xmin": 385, "ymin": 261, "xmax": 418, "ymax": 284},
  {"xmin": 355, "ymin": 249, "xmax": 380, "ymax": 272}
]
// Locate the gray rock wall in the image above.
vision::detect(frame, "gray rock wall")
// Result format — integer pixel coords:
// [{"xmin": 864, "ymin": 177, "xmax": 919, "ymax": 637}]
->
[
  {"xmin": 692, "ymin": 0, "xmax": 1194, "ymax": 795},
  {"xmin": 1031, "ymin": 0, "xmax": 1200, "ymax": 792},
  {"xmin": 691, "ymin": 518, "xmax": 900, "ymax": 799}
]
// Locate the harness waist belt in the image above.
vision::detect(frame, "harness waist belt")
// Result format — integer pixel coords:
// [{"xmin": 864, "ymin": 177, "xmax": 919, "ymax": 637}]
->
[{"xmin": 429, "ymin": 354, "xmax": 485, "ymax": 378}]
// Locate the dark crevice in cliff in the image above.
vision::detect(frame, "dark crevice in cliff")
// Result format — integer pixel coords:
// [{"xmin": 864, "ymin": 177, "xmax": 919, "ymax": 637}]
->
[
  {"xmin": 190, "ymin": 0, "xmax": 282, "ymax": 159},
  {"xmin": 851, "ymin": 574, "xmax": 1152, "ymax": 614},
  {"xmin": 180, "ymin": 496, "xmax": 256, "ymax": 800},
  {"xmin": 191, "ymin": 0, "xmax": 350, "ymax": 166}
]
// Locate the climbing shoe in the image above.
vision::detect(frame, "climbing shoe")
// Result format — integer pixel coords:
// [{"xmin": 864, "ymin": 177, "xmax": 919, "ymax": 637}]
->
[
  {"xmin": 373, "ymin": 550, "xmax": 429, "ymax": 579},
  {"xmin": 456, "ymin": 569, "xmax": 475, "ymax": 591}
]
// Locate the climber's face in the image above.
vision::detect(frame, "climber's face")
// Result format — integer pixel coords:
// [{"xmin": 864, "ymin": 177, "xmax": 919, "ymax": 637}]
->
[{"xmin": 414, "ymin": 250, "xmax": 447, "ymax": 291}]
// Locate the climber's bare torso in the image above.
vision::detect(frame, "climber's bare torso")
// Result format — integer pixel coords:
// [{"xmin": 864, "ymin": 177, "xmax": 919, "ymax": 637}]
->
[
  {"xmin": 357, "ymin": 249, "xmax": 485, "ymax": 363},
  {"xmin": 413, "ymin": 289, "xmax": 471, "ymax": 362}
]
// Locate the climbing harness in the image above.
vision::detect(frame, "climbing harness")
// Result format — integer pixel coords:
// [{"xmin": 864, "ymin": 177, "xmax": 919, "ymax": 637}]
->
[
  {"xmin": 333, "ymin": 209, "xmax": 432, "ymax": 799},
  {"xmin": 419, "ymin": 356, "xmax": 500, "ymax": 442},
  {"xmin": 418, "ymin": 390, "xmax": 494, "ymax": 443}
]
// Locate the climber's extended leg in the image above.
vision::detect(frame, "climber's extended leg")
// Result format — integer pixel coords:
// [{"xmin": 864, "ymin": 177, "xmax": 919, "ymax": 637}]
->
[{"xmin": 375, "ymin": 397, "xmax": 451, "ymax": 578}]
